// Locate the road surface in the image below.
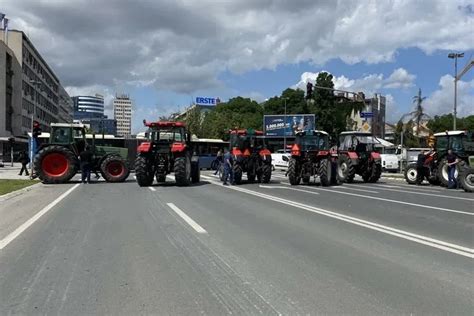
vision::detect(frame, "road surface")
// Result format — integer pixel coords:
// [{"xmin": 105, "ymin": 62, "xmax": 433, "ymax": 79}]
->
[{"xmin": 0, "ymin": 171, "xmax": 472, "ymax": 314}]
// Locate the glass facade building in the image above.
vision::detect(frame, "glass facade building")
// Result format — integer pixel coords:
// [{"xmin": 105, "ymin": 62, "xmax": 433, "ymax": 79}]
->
[{"xmin": 73, "ymin": 95, "xmax": 105, "ymax": 119}]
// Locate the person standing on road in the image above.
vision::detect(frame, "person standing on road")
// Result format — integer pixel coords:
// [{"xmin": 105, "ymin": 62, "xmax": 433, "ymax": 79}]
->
[
  {"xmin": 18, "ymin": 150, "xmax": 30, "ymax": 176},
  {"xmin": 214, "ymin": 149, "xmax": 223, "ymax": 175},
  {"xmin": 416, "ymin": 150, "xmax": 428, "ymax": 185},
  {"xmin": 79, "ymin": 146, "xmax": 94, "ymax": 184},
  {"xmin": 222, "ymin": 148, "xmax": 234, "ymax": 185},
  {"xmin": 446, "ymin": 149, "xmax": 459, "ymax": 189}
]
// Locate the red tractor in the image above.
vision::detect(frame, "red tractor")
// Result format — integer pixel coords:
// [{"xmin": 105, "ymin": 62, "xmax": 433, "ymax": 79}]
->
[
  {"xmin": 287, "ymin": 130, "xmax": 341, "ymax": 186},
  {"xmin": 134, "ymin": 121, "xmax": 200, "ymax": 187},
  {"xmin": 337, "ymin": 131, "xmax": 382, "ymax": 183},
  {"xmin": 228, "ymin": 129, "xmax": 272, "ymax": 184}
]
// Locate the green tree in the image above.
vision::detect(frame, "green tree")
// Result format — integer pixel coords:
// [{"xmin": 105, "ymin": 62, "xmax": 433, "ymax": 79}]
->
[
  {"xmin": 201, "ymin": 97, "xmax": 263, "ymax": 139},
  {"xmin": 263, "ymin": 88, "xmax": 308, "ymax": 115},
  {"xmin": 427, "ymin": 114, "xmax": 474, "ymax": 133},
  {"xmin": 393, "ymin": 120, "xmax": 420, "ymax": 147},
  {"xmin": 184, "ymin": 106, "xmax": 203, "ymax": 137}
]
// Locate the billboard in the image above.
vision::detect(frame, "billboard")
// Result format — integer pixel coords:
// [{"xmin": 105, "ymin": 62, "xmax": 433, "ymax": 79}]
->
[
  {"xmin": 263, "ymin": 114, "xmax": 315, "ymax": 137},
  {"xmin": 195, "ymin": 97, "xmax": 220, "ymax": 106}
]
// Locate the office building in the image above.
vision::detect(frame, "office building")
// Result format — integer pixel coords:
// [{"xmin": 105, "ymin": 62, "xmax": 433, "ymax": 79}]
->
[
  {"xmin": 0, "ymin": 29, "xmax": 71, "ymax": 157},
  {"xmin": 72, "ymin": 94, "xmax": 105, "ymax": 120},
  {"xmin": 76, "ymin": 118, "xmax": 117, "ymax": 135},
  {"xmin": 113, "ymin": 94, "xmax": 132, "ymax": 137},
  {"xmin": 348, "ymin": 94, "xmax": 386, "ymax": 138}
]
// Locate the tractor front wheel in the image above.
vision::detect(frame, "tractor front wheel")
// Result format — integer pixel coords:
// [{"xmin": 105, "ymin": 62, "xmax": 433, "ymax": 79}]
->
[
  {"xmin": 233, "ymin": 164, "xmax": 243, "ymax": 184},
  {"xmin": 319, "ymin": 157, "xmax": 332, "ymax": 186},
  {"xmin": 261, "ymin": 163, "xmax": 272, "ymax": 183},
  {"xmin": 459, "ymin": 167, "xmax": 474, "ymax": 192},
  {"xmin": 191, "ymin": 161, "xmax": 200, "ymax": 183},
  {"xmin": 368, "ymin": 162, "xmax": 382, "ymax": 183},
  {"xmin": 135, "ymin": 154, "xmax": 154, "ymax": 187},
  {"xmin": 404, "ymin": 163, "xmax": 418, "ymax": 184},
  {"xmin": 175, "ymin": 156, "xmax": 191, "ymax": 186},
  {"xmin": 338, "ymin": 155, "xmax": 356, "ymax": 183},
  {"xmin": 34, "ymin": 145, "xmax": 78, "ymax": 184},
  {"xmin": 101, "ymin": 156, "xmax": 129, "ymax": 182},
  {"xmin": 288, "ymin": 158, "xmax": 300, "ymax": 185}
]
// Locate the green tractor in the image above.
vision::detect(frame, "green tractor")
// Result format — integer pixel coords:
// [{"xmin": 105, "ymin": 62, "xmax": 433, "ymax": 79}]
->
[{"xmin": 33, "ymin": 123, "xmax": 130, "ymax": 184}]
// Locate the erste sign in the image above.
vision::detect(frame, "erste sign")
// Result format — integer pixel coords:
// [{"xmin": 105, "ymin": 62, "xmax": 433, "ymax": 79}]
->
[{"xmin": 195, "ymin": 97, "xmax": 219, "ymax": 105}]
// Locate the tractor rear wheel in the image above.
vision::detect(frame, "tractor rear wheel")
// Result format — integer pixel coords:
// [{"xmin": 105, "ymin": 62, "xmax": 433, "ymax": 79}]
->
[
  {"xmin": 191, "ymin": 161, "xmax": 200, "ymax": 183},
  {"xmin": 288, "ymin": 158, "xmax": 300, "ymax": 185},
  {"xmin": 135, "ymin": 154, "xmax": 154, "ymax": 187},
  {"xmin": 100, "ymin": 156, "xmax": 129, "ymax": 182},
  {"xmin": 404, "ymin": 163, "xmax": 418, "ymax": 184},
  {"xmin": 175, "ymin": 156, "xmax": 191, "ymax": 186},
  {"xmin": 233, "ymin": 164, "xmax": 243, "ymax": 184},
  {"xmin": 338, "ymin": 155, "xmax": 355, "ymax": 183},
  {"xmin": 261, "ymin": 163, "xmax": 272, "ymax": 183},
  {"xmin": 437, "ymin": 159, "xmax": 464, "ymax": 187},
  {"xmin": 318, "ymin": 157, "xmax": 332, "ymax": 186},
  {"xmin": 34, "ymin": 145, "xmax": 78, "ymax": 184},
  {"xmin": 459, "ymin": 166, "xmax": 474, "ymax": 192}
]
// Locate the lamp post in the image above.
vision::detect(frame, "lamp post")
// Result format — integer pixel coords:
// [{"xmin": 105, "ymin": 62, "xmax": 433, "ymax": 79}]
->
[
  {"xmin": 448, "ymin": 52, "xmax": 464, "ymax": 130},
  {"xmin": 29, "ymin": 80, "xmax": 41, "ymax": 176},
  {"xmin": 282, "ymin": 97, "xmax": 289, "ymax": 151}
]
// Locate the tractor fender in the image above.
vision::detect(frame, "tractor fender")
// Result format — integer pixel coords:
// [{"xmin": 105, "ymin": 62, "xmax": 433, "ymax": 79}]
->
[
  {"xmin": 137, "ymin": 142, "xmax": 152, "ymax": 153},
  {"xmin": 370, "ymin": 152, "xmax": 381, "ymax": 161},
  {"xmin": 171, "ymin": 142, "xmax": 187, "ymax": 153},
  {"xmin": 347, "ymin": 151, "xmax": 359, "ymax": 159}
]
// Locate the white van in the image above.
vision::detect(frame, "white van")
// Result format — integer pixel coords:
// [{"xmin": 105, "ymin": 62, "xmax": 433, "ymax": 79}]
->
[
  {"xmin": 380, "ymin": 148, "xmax": 399, "ymax": 172},
  {"xmin": 271, "ymin": 149, "xmax": 291, "ymax": 170}
]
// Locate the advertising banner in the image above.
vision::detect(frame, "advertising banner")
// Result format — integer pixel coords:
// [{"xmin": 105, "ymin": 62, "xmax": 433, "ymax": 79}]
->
[{"xmin": 263, "ymin": 114, "xmax": 315, "ymax": 137}]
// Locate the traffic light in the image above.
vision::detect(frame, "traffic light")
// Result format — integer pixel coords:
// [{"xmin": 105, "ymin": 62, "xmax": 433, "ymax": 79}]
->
[{"xmin": 33, "ymin": 120, "xmax": 42, "ymax": 138}]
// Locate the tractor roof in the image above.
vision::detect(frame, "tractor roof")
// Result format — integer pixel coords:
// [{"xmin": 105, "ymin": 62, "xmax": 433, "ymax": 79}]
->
[
  {"xmin": 144, "ymin": 121, "xmax": 185, "ymax": 128},
  {"xmin": 230, "ymin": 129, "xmax": 264, "ymax": 136},
  {"xmin": 433, "ymin": 130, "xmax": 468, "ymax": 137},
  {"xmin": 340, "ymin": 131, "xmax": 372, "ymax": 136},
  {"xmin": 51, "ymin": 122, "xmax": 86, "ymax": 128}
]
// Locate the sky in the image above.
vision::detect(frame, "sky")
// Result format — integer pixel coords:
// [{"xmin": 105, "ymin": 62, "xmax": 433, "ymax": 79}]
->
[{"xmin": 3, "ymin": 0, "xmax": 474, "ymax": 133}]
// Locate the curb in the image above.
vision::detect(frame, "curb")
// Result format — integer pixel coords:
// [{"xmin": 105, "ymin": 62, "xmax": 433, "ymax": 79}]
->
[{"xmin": 0, "ymin": 182, "xmax": 43, "ymax": 202}]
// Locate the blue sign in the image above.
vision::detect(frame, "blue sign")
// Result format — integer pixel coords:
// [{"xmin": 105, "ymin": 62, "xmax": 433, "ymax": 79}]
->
[
  {"xmin": 360, "ymin": 112, "xmax": 374, "ymax": 118},
  {"xmin": 263, "ymin": 114, "xmax": 315, "ymax": 137},
  {"xmin": 195, "ymin": 97, "xmax": 220, "ymax": 106}
]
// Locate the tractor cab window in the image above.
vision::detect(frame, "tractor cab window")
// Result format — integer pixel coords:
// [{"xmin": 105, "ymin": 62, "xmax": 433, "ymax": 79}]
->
[
  {"xmin": 354, "ymin": 135, "xmax": 379, "ymax": 152},
  {"xmin": 436, "ymin": 136, "xmax": 448, "ymax": 152},
  {"xmin": 450, "ymin": 135, "xmax": 464, "ymax": 152},
  {"xmin": 52, "ymin": 128, "xmax": 71, "ymax": 144},
  {"xmin": 153, "ymin": 128, "xmax": 184, "ymax": 142},
  {"xmin": 298, "ymin": 134, "xmax": 328, "ymax": 151},
  {"xmin": 463, "ymin": 131, "xmax": 474, "ymax": 152},
  {"xmin": 338, "ymin": 135, "xmax": 353, "ymax": 151},
  {"xmin": 73, "ymin": 128, "xmax": 85, "ymax": 139}
]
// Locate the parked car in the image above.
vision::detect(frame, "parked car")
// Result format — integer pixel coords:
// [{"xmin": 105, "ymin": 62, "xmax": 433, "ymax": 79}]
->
[{"xmin": 271, "ymin": 149, "xmax": 291, "ymax": 170}]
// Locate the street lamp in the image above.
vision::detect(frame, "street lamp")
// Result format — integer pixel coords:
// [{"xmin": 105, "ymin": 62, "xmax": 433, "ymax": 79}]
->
[
  {"xmin": 282, "ymin": 97, "xmax": 289, "ymax": 151},
  {"xmin": 448, "ymin": 52, "xmax": 464, "ymax": 130},
  {"xmin": 29, "ymin": 80, "xmax": 42, "ymax": 176}
]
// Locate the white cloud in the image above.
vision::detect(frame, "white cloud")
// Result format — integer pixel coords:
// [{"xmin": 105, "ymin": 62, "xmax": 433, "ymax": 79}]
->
[
  {"xmin": 3, "ymin": 0, "xmax": 472, "ymax": 94},
  {"xmin": 425, "ymin": 74, "xmax": 474, "ymax": 117},
  {"xmin": 293, "ymin": 68, "xmax": 416, "ymax": 95}
]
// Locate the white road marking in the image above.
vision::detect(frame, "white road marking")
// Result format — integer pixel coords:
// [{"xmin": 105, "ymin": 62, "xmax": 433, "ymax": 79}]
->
[
  {"xmin": 0, "ymin": 184, "xmax": 80, "ymax": 250},
  {"xmin": 167, "ymin": 203, "xmax": 207, "ymax": 234},
  {"xmin": 259, "ymin": 185, "xmax": 320, "ymax": 194},
  {"xmin": 332, "ymin": 186, "xmax": 379, "ymax": 194},
  {"xmin": 377, "ymin": 184, "xmax": 442, "ymax": 193},
  {"xmin": 205, "ymin": 178, "xmax": 473, "ymax": 258},
  {"xmin": 149, "ymin": 187, "xmax": 156, "ymax": 191},
  {"xmin": 346, "ymin": 184, "xmax": 473, "ymax": 201},
  {"xmin": 279, "ymin": 182, "xmax": 473, "ymax": 216}
]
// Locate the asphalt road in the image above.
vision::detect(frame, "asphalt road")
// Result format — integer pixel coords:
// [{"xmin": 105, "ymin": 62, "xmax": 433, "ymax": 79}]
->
[{"xmin": 0, "ymin": 171, "xmax": 472, "ymax": 315}]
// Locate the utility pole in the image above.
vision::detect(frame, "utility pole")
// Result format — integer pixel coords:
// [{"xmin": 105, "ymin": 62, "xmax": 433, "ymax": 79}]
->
[
  {"xmin": 29, "ymin": 80, "xmax": 41, "ymax": 176},
  {"xmin": 448, "ymin": 52, "xmax": 464, "ymax": 130},
  {"xmin": 282, "ymin": 97, "xmax": 289, "ymax": 151}
]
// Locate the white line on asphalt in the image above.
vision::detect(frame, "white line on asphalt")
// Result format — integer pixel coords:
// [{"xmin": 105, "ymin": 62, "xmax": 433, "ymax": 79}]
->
[
  {"xmin": 204, "ymin": 178, "xmax": 473, "ymax": 258},
  {"xmin": 279, "ymin": 182, "xmax": 473, "ymax": 216},
  {"xmin": 149, "ymin": 187, "xmax": 156, "ymax": 191},
  {"xmin": 345, "ymin": 183, "xmax": 473, "ymax": 201},
  {"xmin": 332, "ymin": 186, "xmax": 379, "ymax": 194},
  {"xmin": 259, "ymin": 185, "xmax": 320, "ymax": 194},
  {"xmin": 0, "ymin": 184, "xmax": 80, "ymax": 250},
  {"xmin": 166, "ymin": 203, "xmax": 207, "ymax": 234},
  {"xmin": 377, "ymin": 184, "xmax": 442, "ymax": 193}
]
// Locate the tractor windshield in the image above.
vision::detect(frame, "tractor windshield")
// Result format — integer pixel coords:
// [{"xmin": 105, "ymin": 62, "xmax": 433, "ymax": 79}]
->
[
  {"xmin": 297, "ymin": 134, "xmax": 329, "ymax": 151},
  {"xmin": 52, "ymin": 128, "xmax": 72, "ymax": 144},
  {"xmin": 230, "ymin": 134, "xmax": 265, "ymax": 150},
  {"xmin": 150, "ymin": 128, "xmax": 184, "ymax": 142}
]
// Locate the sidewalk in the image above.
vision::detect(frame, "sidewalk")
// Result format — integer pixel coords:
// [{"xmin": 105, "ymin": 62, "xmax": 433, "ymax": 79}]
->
[{"xmin": 0, "ymin": 163, "xmax": 33, "ymax": 180}]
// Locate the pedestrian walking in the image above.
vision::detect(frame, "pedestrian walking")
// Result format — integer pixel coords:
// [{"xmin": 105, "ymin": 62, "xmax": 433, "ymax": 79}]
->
[
  {"xmin": 416, "ymin": 150, "xmax": 428, "ymax": 185},
  {"xmin": 18, "ymin": 150, "xmax": 30, "ymax": 176},
  {"xmin": 222, "ymin": 148, "xmax": 234, "ymax": 185},
  {"xmin": 214, "ymin": 149, "xmax": 223, "ymax": 175},
  {"xmin": 446, "ymin": 149, "xmax": 459, "ymax": 189},
  {"xmin": 79, "ymin": 146, "xmax": 94, "ymax": 184}
]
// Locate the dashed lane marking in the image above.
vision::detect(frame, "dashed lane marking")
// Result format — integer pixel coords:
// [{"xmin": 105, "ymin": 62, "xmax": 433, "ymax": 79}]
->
[{"xmin": 167, "ymin": 203, "xmax": 207, "ymax": 234}]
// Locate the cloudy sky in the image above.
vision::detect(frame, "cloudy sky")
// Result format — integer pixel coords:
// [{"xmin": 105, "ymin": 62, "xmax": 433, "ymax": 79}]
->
[{"xmin": 3, "ymin": 0, "xmax": 473, "ymax": 132}]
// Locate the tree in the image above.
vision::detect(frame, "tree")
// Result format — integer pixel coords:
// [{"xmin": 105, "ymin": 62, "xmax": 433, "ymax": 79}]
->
[
  {"xmin": 263, "ymin": 88, "xmax": 309, "ymax": 115},
  {"xmin": 427, "ymin": 114, "xmax": 474, "ymax": 133},
  {"xmin": 201, "ymin": 97, "xmax": 263, "ymax": 139},
  {"xmin": 393, "ymin": 119, "xmax": 420, "ymax": 147},
  {"xmin": 184, "ymin": 106, "xmax": 203, "ymax": 137},
  {"xmin": 401, "ymin": 88, "xmax": 430, "ymax": 136}
]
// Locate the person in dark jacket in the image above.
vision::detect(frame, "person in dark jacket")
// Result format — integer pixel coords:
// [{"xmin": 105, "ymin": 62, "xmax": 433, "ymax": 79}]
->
[
  {"xmin": 222, "ymin": 149, "xmax": 234, "ymax": 185},
  {"xmin": 446, "ymin": 149, "xmax": 459, "ymax": 189},
  {"xmin": 416, "ymin": 150, "xmax": 428, "ymax": 185},
  {"xmin": 79, "ymin": 146, "xmax": 94, "ymax": 183},
  {"xmin": 18, "ymin": 151, "xmax": 30, "ymax": 176}
]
